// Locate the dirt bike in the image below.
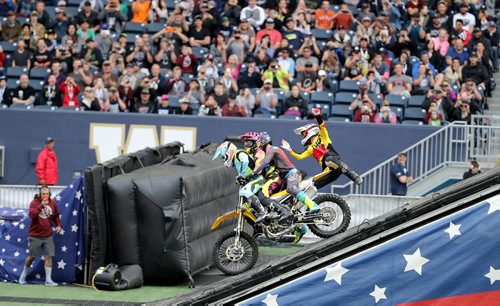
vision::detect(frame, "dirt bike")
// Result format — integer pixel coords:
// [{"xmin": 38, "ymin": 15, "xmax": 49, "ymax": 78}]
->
[{"xmin": 211, "ymin": 168, "xmax": 351, "ymax": 276}]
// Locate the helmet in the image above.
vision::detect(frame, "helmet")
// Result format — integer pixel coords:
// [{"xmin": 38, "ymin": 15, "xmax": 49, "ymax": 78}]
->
[
  {"xmin": 258, "ymin": 132, "xmax": 272, "ymax": 148},
  {"xmin": 213, "ymin": 141, "xmax": 237, "ymax": 167},
  {"xmin": 294, "ymin": 124, "xmax": 320, "ymax": 146},
  {"xmin": 239, "ymin": 132, "xmax": 260, "ymax": 151}
]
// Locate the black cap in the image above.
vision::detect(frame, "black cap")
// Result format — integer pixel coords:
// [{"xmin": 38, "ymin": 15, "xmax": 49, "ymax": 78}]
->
[
  {"xmin": 0, "ymin": 75, "xmax": 6, "ymax": 81},
  {"xmin": 194, "ymin": 15, "xmax": 202, "ymax": 20},
  {"xmin": 469, "ymin": 50, "xmax": 478, "ymax": 57},
  {"xmin": 46, "ymin": 137, "xmax": 55, "ymax": 144},
  {"xmin": 265, "ymin": 18, "xmax": 274, "ymax": 23},
  {"xmin": 338, "ymin": 25, "xmax": 345, "ymax": 30}
]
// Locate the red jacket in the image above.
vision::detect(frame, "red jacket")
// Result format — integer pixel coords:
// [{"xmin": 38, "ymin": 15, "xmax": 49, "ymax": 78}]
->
[
  {"xmin": 59, "ymin": 82, "xmax": 80, "ymax": 107},
  {"xmin": 35, "ymin": 147, "xmax": 58, "ymax": 185},
  {"xmin": 28, "ymin": 196, "xmax": 61, "ymax": 238}
]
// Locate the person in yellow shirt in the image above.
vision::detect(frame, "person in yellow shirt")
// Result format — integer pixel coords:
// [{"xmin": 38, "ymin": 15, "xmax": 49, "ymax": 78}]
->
[
  {"xmin": 130, "ymin": 0, "xmax": 151, "ymax": 23},
  {"xmin": 281, "ymin": 108, "xmax": 363, "ymax": 188}
]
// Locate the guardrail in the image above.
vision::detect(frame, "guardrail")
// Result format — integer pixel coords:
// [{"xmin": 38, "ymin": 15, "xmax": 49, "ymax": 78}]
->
[
  {"xmin": 332, "ymin": 122, "xmax": 500, "ymax": 195},
  {"xmin": 0, "ymin": 185, "xmax": 66, "ymax": 208}
]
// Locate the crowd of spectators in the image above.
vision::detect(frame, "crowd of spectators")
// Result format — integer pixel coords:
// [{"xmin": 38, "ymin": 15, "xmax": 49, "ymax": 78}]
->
[{"xmin": 0, "ymin": 0, "xmax": 497, "ymax": 124}]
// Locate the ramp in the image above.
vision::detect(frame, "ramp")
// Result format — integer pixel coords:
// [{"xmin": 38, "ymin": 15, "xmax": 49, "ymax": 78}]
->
[{"xmin": 163, "ymin": 168, "xmax": 500, "ymax": 305}]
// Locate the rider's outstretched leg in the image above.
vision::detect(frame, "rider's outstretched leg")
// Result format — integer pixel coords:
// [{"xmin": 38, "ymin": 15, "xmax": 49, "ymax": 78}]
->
[
  {"xmin": 324, "ymin": 156, "xmax": 363, "ymax": 185},
  {"xmin": 294, "ymin": 224, "xmax": 308, "ymax": 244}
]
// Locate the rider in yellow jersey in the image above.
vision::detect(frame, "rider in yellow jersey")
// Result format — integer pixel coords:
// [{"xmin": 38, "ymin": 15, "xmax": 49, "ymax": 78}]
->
[{"xmin": 281, "ymin": 108, "xmax": 363, "ymax": 188}]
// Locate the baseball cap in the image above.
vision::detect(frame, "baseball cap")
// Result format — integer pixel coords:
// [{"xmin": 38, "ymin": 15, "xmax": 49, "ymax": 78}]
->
[
  {"xmin": 264, "ymin": 79, "xmax": 272, "ymax": 84},
  {"xmin": 7, "ymin": 10, "xmax": 14, "ymax": 16},
  {"xmin": 286, "ymin": 17, "xmax": 294, "ymax": 23},
  {"xmin": 0, "ymin": 75, "xmax": 6, "ymax": 81},
  {"xmin": 141, "ymin": 88, "xmax": 150, "ymax": 94},
  {"xmin": 265, "ymin": 18, "xmax": 274, "ymax": 23},
  {"xmin": 240, "ymin": 18, "xmax": 248, "ymax": 23},
  {"xmin": 361, "ymin": 3, "xmax": 370, "ymax": 8},
  {"xmin": 46, "ymin": 137, "xmax": 55, "ymax": 144},
  {"xmin": 488, "ymin": 21, "xmax": 496, "ymax": 27},
  {"xmin": 460, "ymin": 2, "xmax": 468, "ymax": 7},
  {"xmin": 473, "ymin": 26, "xmax": 481, "ymax": 32},
  {"xmin": 338, "ymin": 25, "xmax": 345, "ymax": 30},
  {"xmin": 109, "ymin": 86, "xmax": 118, "ymax": 92},
  {"xmin": 30, "ymin": 11, "xmax": 38, "ymax": 16},
  {"xmin": 469, "ymin": 50, "xmax": 478, "ymax": 57},
  {"xmin": 318, "ymin": 70, "xmax": 326, "ymax": 77},
  {"xmin": 161, "ymin": 94, "xmax": 169, "ymax": 100},
  {"xmin": 194, "ymin": 15, "xmax": 202, "ymax": 20},
  {"xmin": 362, "ymin": 16, "xmax": 371, "ymax": 22},
  {"xmin": 57, "ymin": 0, "xmax": 66, "ymax": 6},
  {"xmin": 101, "ymin": 23, "xmax": 109, "ymax": 30}
]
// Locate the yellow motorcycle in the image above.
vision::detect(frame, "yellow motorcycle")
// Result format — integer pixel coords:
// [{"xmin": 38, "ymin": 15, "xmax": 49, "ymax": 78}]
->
[{"xmin": 211, "ymin": 169, "xmax": 351, "ymax": 275}]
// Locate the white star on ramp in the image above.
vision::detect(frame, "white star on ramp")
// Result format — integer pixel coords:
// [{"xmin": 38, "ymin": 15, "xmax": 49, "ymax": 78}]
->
[
  {"xmin": 59, "ymin": 228, "xmax": 65, "ymax": 236},
  {"xmin": 19, "ymin": 223, "xmax": 25, "ymax": 230},
  {"xmin": 72, "ymin": 210, "xmax": 78, "ymax": 216},
  {"xmin": 57, "ymin": 259, "xmax": 67, "ymax": 270},
  {"xmin": 75, "ymin": 191, "xmax": 82, "ymax": 200},
  {"xmin": 55, "ymin": 195, "xmax": 61, "ymax": 201},
  {"xmin": 14, "ymin": 251, "xmax": 20, "ymax": 257},
  {"xmin": 35, "ymin": 274, "xmax": 41, "ymax": 279},
  {"xmin": 324, "ymin": 262, "xmax": 349, "ymax": 285},
  {"xmin": 370, "ymin": 285, "xmax": 387, "ymax": 303},
  {"xmin": 403, "ymin": 248, "xmax": 429, "ymax": 275},
  {"xmin": 444, "ymin": 222, "xmax": 462, "ymax": 239},
  {"xmin": 61, "ymin": 245, "xmax": 67, "ymax": 252},
  {"xmin": 4, "ymin": 234, "xmax": 10, "ymax": 241},
  {"xmin": 71, "ymin": 224, "xmax": 79, "ymax": 232},
  {"xmin": 262, "ymin": 293, "xmax": 278, "ymax": 306},
  {"xmin": 487, "ymin": 195, "xmax": 500, "ymax": 214},
  {"xmin": 485, "ymin": 266, "xmax": 500, "ymax": 285},
  {"xmin": 0, "ymin": 258, "xmax": 5, "ymax": 266}
]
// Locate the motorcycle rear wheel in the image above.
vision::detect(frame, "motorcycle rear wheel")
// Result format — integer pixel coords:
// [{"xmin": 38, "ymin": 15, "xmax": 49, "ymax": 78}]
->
[
  {"xmin": 309, "ymin": 193, "xmax": 351, "ymax": 238},
  {"xmin": 214, "ymin": 231, "xmax": 259, "ymax": 276}
]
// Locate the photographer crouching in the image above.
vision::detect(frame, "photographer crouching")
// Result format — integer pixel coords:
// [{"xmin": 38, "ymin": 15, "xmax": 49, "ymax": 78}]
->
[{"xmin": 19, "ymin": 186, "xmax": 62, "ymax": 286}]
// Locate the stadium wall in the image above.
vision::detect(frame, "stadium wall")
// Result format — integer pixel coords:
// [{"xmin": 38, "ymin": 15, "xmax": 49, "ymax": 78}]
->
[{"xmin": 0, "ymin": 109, "xmax": 438, "ymax": 185}]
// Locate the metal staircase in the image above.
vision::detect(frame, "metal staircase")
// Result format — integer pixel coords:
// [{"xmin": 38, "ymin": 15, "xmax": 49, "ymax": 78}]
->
[{"xmin": 331, "ymin": 118, "xmax": 500, "ymax": 196}]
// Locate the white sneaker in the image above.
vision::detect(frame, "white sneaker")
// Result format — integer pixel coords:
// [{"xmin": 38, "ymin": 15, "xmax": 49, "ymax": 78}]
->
[
  {"xmin": 18, "ymin": 276, "xmax": 27, "ymax": 285},
  {"xmin": 45, "ymin": 280, "xmax": 58, "ymax": 286}
]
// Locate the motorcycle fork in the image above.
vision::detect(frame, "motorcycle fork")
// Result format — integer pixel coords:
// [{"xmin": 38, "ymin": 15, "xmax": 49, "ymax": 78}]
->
[{"xmin": 234, "ymin": 197, "xmax": 245, "ymax": 245}]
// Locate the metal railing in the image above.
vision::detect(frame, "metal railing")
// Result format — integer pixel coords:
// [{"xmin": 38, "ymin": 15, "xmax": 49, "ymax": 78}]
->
[
  {"xmin": 332, "ymin": 121, "xmax": 500, "ymax": 195},
  {"xmin": 0, "ymin": 185, "xmax": 66, "ymax": 208}
]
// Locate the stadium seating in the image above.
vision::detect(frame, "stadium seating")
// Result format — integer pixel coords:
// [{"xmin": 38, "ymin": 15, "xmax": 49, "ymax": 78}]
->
[
  {"xmin": 68, "ymin": 0, "xmax": 80, "ymax": 7},
  {"xmin": 124, "ymin": 22, "xmax": 147, "ymax": 34},
  {"xmin": 393, "ymin": 107, "xmax": 404, "ymax": 122},
  {"xmin": 30, "ymin": 68, "xmax": 51, "ymax": 80},
  {"xmin": 368, "ymin": 93, "xmax": 383, "ymax": 106},
  {"xmin": 168, "ymin": 96, "xmax": 180, "ymax": 108},
  {"xmin": 385, "ymin": 94, "xmax": 408, "ymax": 108},
  {"xmin": 6, "ymin": 67, "xmax": 28, "ymax": 79},
  {"xmin": 408, "ymin": 95, "xmax": 426, "ymax": 108},
  {"xmin": 278, "ymin": 114, "xmax": 301, "ymax": 120},
  {"xmin": 339, "ymin": 80, "xmax": 360, "ymax": 92},
  {"xmin": 311, "ymin": 28, "xmax": 332, "ymax": 41},
  {"xmin": 9, "ymin": 104, "xmax": 32, "ymax": 110},
  {"xmin": 404, "ymin": 107, "xmax": 426, "ymax": 121},
  {"xmin": 310, "ymin": 92, "xmax": 334, "ymax": 104},
  {"xmin": 330, "ymin": 104, "xmax": 352, "ymax": 119},
  {"xmin": 335, "ymin": 92, "xmax": 357, "ymax": 105},
  {"xmin": 329, "ymin": 116, "xmax": 351, "ymax": 123},
  {"xmin": 254, "ymin": 113, "xmax": 276, "ymax": 119},
  {"xmin": 1, "ymin": 41, "xmax": 16, "ymax": 54},
  {"xmin": 401, "ymin": 120, "xmax": 424, "ymax": 125},
  {"xmin": 29, "ymin": 80, "xmax": 44, "ymax": 91},
  {"xmin": 7, "ymin": 79, "xmax": 19, "ymax": 88},
  {"xmin": 191, "ymin": 47, "xmax": 209, "ymax": 61},
  {"xmin": 34, "ymin": 105, "xmax": 58, "ymax": 110}
]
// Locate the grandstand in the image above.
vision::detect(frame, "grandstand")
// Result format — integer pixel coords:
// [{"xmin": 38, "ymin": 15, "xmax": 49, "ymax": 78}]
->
[{"xmin": 0, "ymin": 0, "xmax": 499, "ymax": 304}]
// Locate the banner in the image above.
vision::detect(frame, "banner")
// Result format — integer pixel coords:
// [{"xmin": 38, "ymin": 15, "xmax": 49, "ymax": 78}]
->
[
  {"xmin": 0, "ymin": 178, "xmax": 86, "ymax": 284},
  {"xmin": 240, "ymin": 195, "xmax": 500, "ymax": 305}
]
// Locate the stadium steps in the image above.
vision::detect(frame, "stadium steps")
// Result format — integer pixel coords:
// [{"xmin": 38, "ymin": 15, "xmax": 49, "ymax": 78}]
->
[
  {"xmin": 406, "ymin": 164, "xmax": 466, "ymax": 197},
  {"xmin": 484, "ymin": 72, "xmax": 500, "ymax": 116}
]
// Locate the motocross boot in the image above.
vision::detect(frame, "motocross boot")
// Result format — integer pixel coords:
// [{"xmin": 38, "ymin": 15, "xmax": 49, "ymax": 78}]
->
[
  {"xmin": 296, "ymin": 191, "xmax": 319, "ymax": 213},
  {"xmin": 339, "ymin": 162, "xmax": 363, "ymax": 185},
  {"xmin": 248, "ymin": 195, "xmax": 267, "ymax": 223},
  {"xmin": 269, "ymin": 201, "xmax": 293, "ymax": 225},
  {"xmin": 294, "ymin": 225, "xmax": 308, "ymax": 244}
]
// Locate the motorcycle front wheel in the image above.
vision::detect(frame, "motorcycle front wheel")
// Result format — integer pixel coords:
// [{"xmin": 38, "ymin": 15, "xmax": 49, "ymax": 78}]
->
[
  {"xmin": 309, "ymin": 193, "xmax": 351, "ymax": 239},
  {"xmin": 214, "ymin": 231, "xmax": 259, "ymax": 276}
]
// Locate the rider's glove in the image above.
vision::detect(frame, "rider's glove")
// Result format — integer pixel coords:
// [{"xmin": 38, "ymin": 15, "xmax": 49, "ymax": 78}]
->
[
  {"xmin": 281, "ymin": 139, "xmax": 292, "ymax": 152},
  {"xmin": 312, "ymin": 107, "xmax": 321, "ymax": 117},
  {"xmin": 236, "ymin": 175, "xmax": 247, "ymax": 185}
]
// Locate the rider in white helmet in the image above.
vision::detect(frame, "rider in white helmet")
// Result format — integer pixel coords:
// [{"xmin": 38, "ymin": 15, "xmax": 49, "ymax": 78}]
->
[{"xmin": 282, "ymin": 108, "xmax": 363, "ymax": 188}]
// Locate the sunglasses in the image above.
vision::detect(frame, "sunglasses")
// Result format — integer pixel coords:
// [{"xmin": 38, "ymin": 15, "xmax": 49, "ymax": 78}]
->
[{"xmin": 460, "ymin": 105, "xmax": 469, "ymax": 108}]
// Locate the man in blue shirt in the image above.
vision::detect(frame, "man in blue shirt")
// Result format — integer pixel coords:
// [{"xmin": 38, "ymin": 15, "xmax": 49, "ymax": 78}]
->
[{"xmin": 390, "ymin": 152, "xmax": 413, "ymax": 196}]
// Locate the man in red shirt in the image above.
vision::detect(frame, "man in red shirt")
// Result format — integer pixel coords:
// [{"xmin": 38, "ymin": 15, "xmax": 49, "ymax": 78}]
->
[
  {"xmin": 256, "ymin": 18, "xmax": 282, "ymax": 48},
  {"xmin": 19, "ymin": 186, "xmax": 62, "ymax": 286},
  {"xmin": 35, "ymin": 137, "xmax": 59, "ymax": 185}
]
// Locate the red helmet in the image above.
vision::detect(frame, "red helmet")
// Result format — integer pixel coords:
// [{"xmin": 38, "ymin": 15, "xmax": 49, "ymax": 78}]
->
[{"xmin": 239, "ymin": 132, "xmax": 260, "ymax": 151}]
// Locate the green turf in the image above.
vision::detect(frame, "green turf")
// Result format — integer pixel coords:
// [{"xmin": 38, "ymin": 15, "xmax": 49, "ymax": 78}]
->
[
  {"xmin": 0, "ymin": 283, "xmax": 191, "ymax": 303},
  {"xmin": 259, "ymin": 245, "xmax": 303, "ymax": 256}
]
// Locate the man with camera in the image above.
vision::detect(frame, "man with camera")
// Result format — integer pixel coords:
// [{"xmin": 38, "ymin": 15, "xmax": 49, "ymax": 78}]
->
[{"xmin": 19, "ymin": 185, "xmax": 62, "ymax": 286}]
